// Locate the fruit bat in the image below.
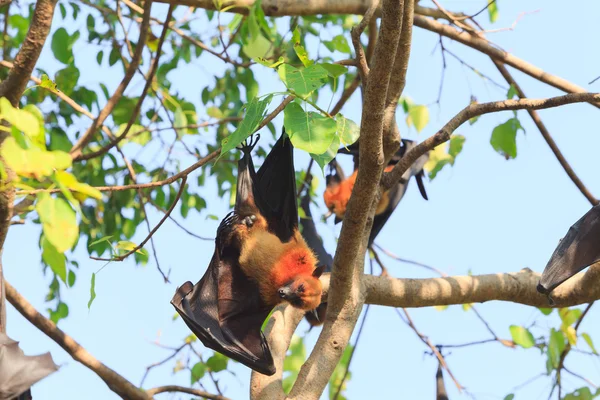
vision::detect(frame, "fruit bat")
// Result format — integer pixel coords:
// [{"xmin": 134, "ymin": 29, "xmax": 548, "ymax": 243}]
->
[
  {"xmin": 299, "ymin": 182, "xmax": 334, "ymax": 327},
  {"xmin": 172, "ymin": 131, "xmax": 324, "ymax": 376},
  {"xmin": 323, "ymin": 139, "xmax": 429, "ymax": 245},
  {"xmin": 537, "ymin": 204, "xmax": 600, "ymax": 296},
  {"xmin": 0, "ymin": 333, "xmax": 58, "ymax": 400}
]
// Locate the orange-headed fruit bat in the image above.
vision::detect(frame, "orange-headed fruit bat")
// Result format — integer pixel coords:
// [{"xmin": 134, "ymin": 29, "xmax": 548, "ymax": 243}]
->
[
  {"xmin": 323, "ymin": 139, "xmax": 429, "ymax": 245},
  {"xmin": 537, "ymin": 204, "xmax": 600, "ymax": 296},
  {"xmin": 171, "ymin": 131, "xmax": 324, "ymax": 376}
]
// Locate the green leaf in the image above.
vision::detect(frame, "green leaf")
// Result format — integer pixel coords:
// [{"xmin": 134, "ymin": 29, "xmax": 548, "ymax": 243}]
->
[
  {"xmin": 206, "ymin": 353, "xmax": 228, "ymax": 372},
  {"xmin": 283, "ymin": 335, "xmax": 306, "ymax": 372},
  {"xmin": 242, "ymin": 33, "xmax": 272, "ymax": 59},
  {"xmin": 36, "ymin": 194, "xmax": 78, "ymax": 253},
  {"xmin": 2, "ymin": 137, "xmax": 72, "ymax": 178},
  {"xmin": 277, "ymin": 64, "xmax": 328, "ymax": 98},
  {"xmin": 488, "ymin": 0, "xmax": 499, "ymax": 23},
  {"xmin": 96, "ymin": 50, "xmax": 104, "ymax": 65},
  {"xmin": 49, "ymin": 302, "xmax": 69, "ymax": 323},
  {"xmin": 174, "ymin": 107, "xmax": 187, "ymax": 136},
  {"xmin": 255, "ymin": 56, "xmax": 284, "ymax": 68},
  {"xmin": 507, "ymin": 84, "xmax": 518, "ymax": 99},
  {"xmin": 54, "ymin": 64, "xmax": 80, "ymax": 96},
  {"xmin": 284, "ymin": 102, "xmax": 337, "ymax": 155},
  {"xmin": 311, "ymin": 135, "xmax": 339, "ymax": 171},
  {"xmin": 424, "ymin": 135, "xmax": 465, "ymax": 179},
  {"xmin": 504, "ymin": 395, "xmax": 515, "ymax": 400},
  {"xmin": 51, "ymin": 28, "xmax": 77, "ymax": 64},
  {"xmin": 322, "ymin": 35, "xmax": 352, "ymax": 54},
  {"xmin": 0, "ymin": 97, "xmax": 42, "ymax": 139},
  {"xmin": 564, "ymin": 387, "xmax": 595, "ymax": 400},
  {"xmin": 582, "ymin": 333, "xmax": 598, "ymax": 355},
  {"xmin": 406, "ymin": 104, "xmax": 429, "ymax": 133},
  {"xmin": 42, "ymin": 237, "xmax": 67, "ymax": 283},
  {"xmin": 190, "ymin": 362, "xmax": 206, "ymax": 383},
  {"xmin": 548, "ymin": 328, "xmax": 566, "ymax": 368},
  {"xmin": 559, "ymin": 307, "xmax": 582, "ymax": 327},
  {"xmin": 40, "ymin": 74, "xmax": 59, "ymax": 93},
  {"xmin": 116, "ymin": 241, "xmax": 145, "ymax": 255},
  {"xmin": 68, "ymin": 270, "xmax": 76, "ymax": 287},
  {"xmin": 292, "ymin": 28, "xmax": 313, "ymax": 67},
  {"xmin": 88, "ymin": 273, "xmax": 97, "ymax": 309},
  {"xmin": 320, "ymin": 63, "xmax": 348, "ymax": 79},
  {"xmin": 336, "ymin": 114, "xmax": 359, "ymax": 146},
  {"xmin": 55, "ymin": 171, "xmax": 103, "ymax": 200},
  {"xmin": 490, "ymin": 118, "xmax": 524, "ymax": 159},
  {"xmin": 509, "ymin": 325, "xmax": 535, "ymax": 349},
  {"xmin": 221, "ymin": 95, "xmax": 273, "ymax": 155}
]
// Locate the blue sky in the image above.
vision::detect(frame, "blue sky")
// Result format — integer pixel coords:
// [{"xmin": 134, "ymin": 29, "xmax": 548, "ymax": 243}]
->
[{"xmin": 5, "ymin": 0, "xmax": 600, "ymax": 399}]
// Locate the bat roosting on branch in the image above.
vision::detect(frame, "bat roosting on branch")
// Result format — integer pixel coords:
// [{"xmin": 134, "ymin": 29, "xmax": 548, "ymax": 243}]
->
[
  {"xmin": 323, "ymin": 139, "xmax": 430, "ymax": 246},
  {"xmin": 171, "ymin": 130, "xmax": 325, "ymax": 375}
]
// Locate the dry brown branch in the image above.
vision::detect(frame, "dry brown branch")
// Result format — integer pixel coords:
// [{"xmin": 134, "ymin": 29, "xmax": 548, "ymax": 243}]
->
[
  {"xmin": 384, "ymin": 92, "xmax": 600, "ymax": 189},
  {"xmin": 69, "ymin": 0, "xmax": 153, "ymax": 159},
  {"xmin": 5, "ymin": 281, "xmax": 150, "ymax": 400}
]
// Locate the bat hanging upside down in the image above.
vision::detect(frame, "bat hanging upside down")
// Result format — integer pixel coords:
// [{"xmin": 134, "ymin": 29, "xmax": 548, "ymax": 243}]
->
[
  {"xmin": 171, "ymin": 130, "xmax": 324, "ymax": 376},
  {"xmin": 323, "ymin": 139, "xmax": 430, "ymax": 246}
]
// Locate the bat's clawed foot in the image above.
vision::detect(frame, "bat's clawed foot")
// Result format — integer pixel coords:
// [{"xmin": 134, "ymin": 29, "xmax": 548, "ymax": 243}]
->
[{"xmin": 242, "ymin": 214, "xmax": 257, "ymax": 227}]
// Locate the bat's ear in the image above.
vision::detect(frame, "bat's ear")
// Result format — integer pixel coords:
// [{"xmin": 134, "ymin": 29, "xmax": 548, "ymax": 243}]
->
[{"xmin": 312, "ymin": 265, "xmax": 326, "ymax": 278}]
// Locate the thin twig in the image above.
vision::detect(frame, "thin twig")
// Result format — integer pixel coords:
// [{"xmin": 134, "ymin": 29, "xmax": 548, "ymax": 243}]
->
[
  {"xmin": 145, "ymin": 385, "xmax": 229, "ymax": 400},
  {"xmin": 90, "ymin": 176, "xmax": 187, "ymax": 262},
  {"xmin": 76, "ymin": 4, "xmax": 174, "ymax": 161}
]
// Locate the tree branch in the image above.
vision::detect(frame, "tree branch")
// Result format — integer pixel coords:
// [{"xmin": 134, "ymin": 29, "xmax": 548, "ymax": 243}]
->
[
  {"xmin": 0, "ymin": 0, "xmax": 57, "ymax": 106},
  {"xmin": 5, "ymin": 281, "xmax": 150, "ymax": 400},
  {"xmin": 383, "ymin": 92, "xmax": 600, "ymax": 189},
  {"xmin": 146, "ymin": 385, "xmax": 229, "ymax": 399},
  {"xmin": 492, "ymin": 61, "xmax": 598, "ymax": 205},
  {"xmin": 75, "ymin": 3, "xmax": 173, "ymax": 162},
  {"xmin": 69, "ymin": 0, "xmax": 153, "ymax": 159}
]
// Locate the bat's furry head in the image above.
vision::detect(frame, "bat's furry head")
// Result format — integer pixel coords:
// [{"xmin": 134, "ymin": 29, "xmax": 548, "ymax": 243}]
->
[
  {"xmin": 278, "ymin": 267, "xmax": 324, "ymax": 311},
  {"xmin": 323, "ymin": 173, "xmax": 356, "ymax": 219}
]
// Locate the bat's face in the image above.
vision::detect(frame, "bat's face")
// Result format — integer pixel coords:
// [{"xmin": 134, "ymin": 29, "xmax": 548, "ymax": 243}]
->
[
  {"xmin": 537, "ymin": 205, "xmax": 600, "ymax": 295},
  {"xmin": 277, "ymin": 275, "xmax": 322, "ymax": 310}
]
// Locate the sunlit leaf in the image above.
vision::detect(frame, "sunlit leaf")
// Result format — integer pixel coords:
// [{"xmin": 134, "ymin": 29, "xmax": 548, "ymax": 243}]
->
[
  {"xmin": 55, "ymin": 171, "xmax": 103, "ymax": 200},
  {"xmin": 1, "ymin": 137, "xmax": 72, "ymax": 179},
  {"xmin": 36, "ymin": 193, "xmax": 78, "ymax": 253},
  {"xmin": 406, "ymin": 104, "xmax": 429, "ymax": 133},
  {"xmin": 490, "ymin": 117, "xmax": 524, "ymax": 159},
  {"xmin": 488, "ymin": 0, "xmax": 499, "ymax": 23},
  {"xmin": 221, "ymin": 95, "xmax": 273, "ymax": 155},
  {"xmin": 336, "ymin": 114, "xmax": 359, "ymax": 146},
  {"xmin": 206, "ymin": 353, "xmax": 228, "ymax": 372},
  {"xmin": 190, "ymin": 362, "xmax": 206, "ymax": 383},
  {"xmin": 311, "ymin": 135, "xmax": 339, "ymax": 171},
  {"xmin": 40, "ymin": 74, "xmax": 59, "ymax": 93},
  {"xmin": 582, "ymin": 333, "xmax": 598, "ymax": 355},
  {"xmin": 42, "ymin": 237, "xmax": 67, "ymax": 283},
  {"xmin": 424, "ymin": 135, "xmax": 465, "ymax": 179},
  {"xmin": 292, "ymin": 28, "xmax": 313, "ymax": 67},
  {"xmin": 277, "ymin": 64, "xmax": 328, "ymax": 98},
  {"xmin": 509, "ymin": 325, "xmax": 535, "ymax": 349},
  {"xmin": 284, "ymin": 102, "xmax": 337, "ymax": 155},
  {"xmin": 322, "ymin": 35, "xmax": 352, "ymax": 54}
]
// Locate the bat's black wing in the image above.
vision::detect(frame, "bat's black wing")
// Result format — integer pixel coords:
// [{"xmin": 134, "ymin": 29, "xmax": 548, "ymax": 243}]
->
[
  {"xmin": 254, "ymin": 130, "xmax": 298, "ymax": 243},
  {"xmin": 537, "ymin": 205, "xmax": 600, "ymax": 295},
  {"xmin": 172, "ymin": 139, "xmax": 276, "ymax": 376}
]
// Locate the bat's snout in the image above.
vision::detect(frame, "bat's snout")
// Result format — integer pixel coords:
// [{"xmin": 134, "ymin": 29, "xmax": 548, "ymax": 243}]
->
[{"xmin": 278, "ymin": 287, "xmax": 293, "ymax": 299}]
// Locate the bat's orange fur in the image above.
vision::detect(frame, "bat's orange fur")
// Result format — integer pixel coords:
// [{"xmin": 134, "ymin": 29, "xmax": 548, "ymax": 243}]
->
[
  {"xmin": 235, "ymin": 215, "xmax": 322, "ymax": 310},
  {"xmin": 323, "ymin": 165, "xmax": 394, "ymax": 219}
]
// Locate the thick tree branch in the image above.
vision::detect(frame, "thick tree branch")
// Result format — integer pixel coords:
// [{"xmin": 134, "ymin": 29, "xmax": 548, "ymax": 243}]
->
[
  {"xmin": 0, "ymin": 0, "xmax": 57, "ymax": 106},
  {"xmin": 384, "ymin": 92, "xmax": 600, "ymax": 189},
  {"xmin": 69, "ymin": 0, "xmax": 153, "ymax": 159},
  {"xmin": 5, "ymin": 281, "xmax": 150, "ymax": 400},
  {"xmin": 156, "ymin": 0, "xmax": 596, "ymax": 108},
  {"xmin": 282, "ymin": 2, "xmax": 406, "ymax": 399},
  {"xmin": 492, "ymin": 61, "xmax": 599, "ymax": 206},
  {"xmin": 363, "ymin": 266, "xmax": 600, "ymax": 309}
]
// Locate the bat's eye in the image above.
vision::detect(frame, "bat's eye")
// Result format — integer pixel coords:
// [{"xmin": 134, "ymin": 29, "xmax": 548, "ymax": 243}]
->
[{"xmin": 297, "ymin": 283, "xmax": 305, "ymax": 293}]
